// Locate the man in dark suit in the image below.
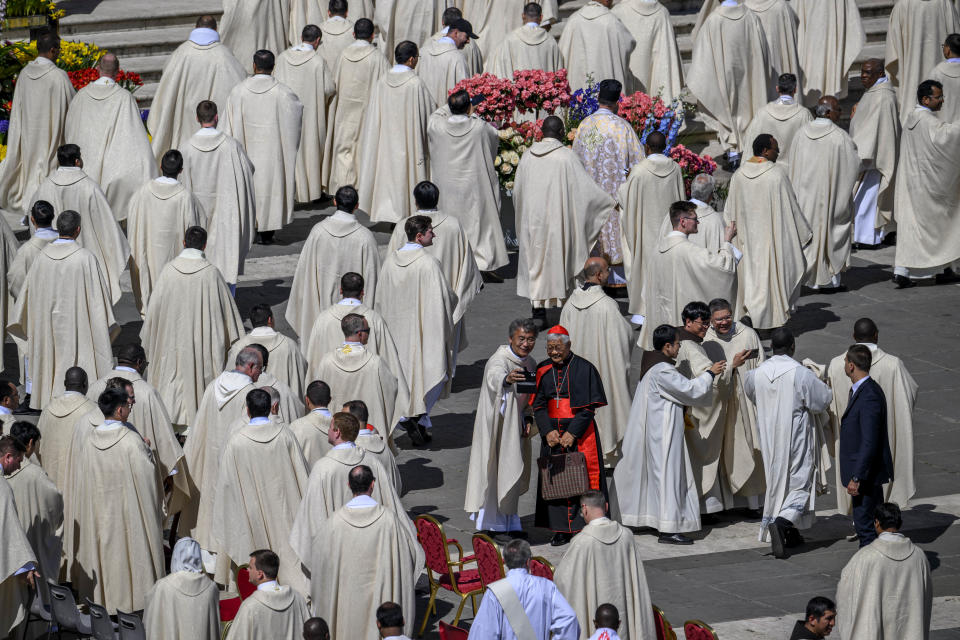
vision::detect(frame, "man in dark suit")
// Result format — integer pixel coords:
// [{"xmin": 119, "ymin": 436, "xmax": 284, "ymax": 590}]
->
[{"xmin": 839, "ymin": 344, "xmax": 894, "ymax": 546}]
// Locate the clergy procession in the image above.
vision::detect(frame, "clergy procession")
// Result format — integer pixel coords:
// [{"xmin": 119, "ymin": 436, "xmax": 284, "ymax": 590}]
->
[{"xmin": 2, "ymin": 0, "xmax": 959, "ymax": 637}]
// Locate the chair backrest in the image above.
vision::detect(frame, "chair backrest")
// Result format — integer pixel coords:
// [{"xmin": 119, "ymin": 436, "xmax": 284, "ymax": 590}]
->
[
  {"xmin": 414, "ymin": 514, "xmax": 454, "ymax": 576},
  {"xmin": 86, "ymin": 598, "xmax": 117, "ymax": 640},
  {"xmin": 529, "ymin": 556, "xmax": 554, "ymax": 581},
  {"xmin": 236, "ymin": 565, "xmax": 255, "ymax": 600},
  {"xmin": 438, "ymin": 620, "xmax": 470, "ymax": 640},
  {"xmin": 117, "ymin": 610, "xmax": 147, "ymax": 640},
  {"xmin": 471, "ymin": 534, "xmax": 505, "ymax": 588},
  {"xmin": 47, "ymin": 581, "xmax": 84, "ymax": 631},
  {"xmin": 652, "ymin": 605, "xmax": 677, "ymax": 640},
  {"xmin": 684, "ymin": 620, "xmax": 718, "ymax": 640}
]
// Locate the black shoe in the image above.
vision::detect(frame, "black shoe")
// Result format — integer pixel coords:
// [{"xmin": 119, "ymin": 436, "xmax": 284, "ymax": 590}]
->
[
  {"xmin": 935, "ymin": 268, "xmax": 960, "ymax": 285},
  {"xmin": 768, "ymin": 522, "xmax": 787, "ymax": 559},
  {"xmin": 741, "ymin": 508, "xmax": 763, "ymax": 521},
  {"xmin": 482, "ymin": 270, "xmax": 504, "ymax": 283},
  {"xmin": 491, "ymin": 531, "xmax": 513, "ymax": 544},
  {"xmin": 785, "ymin": 527, "xmax": 805, "ymax": 548},
  {"xmin": 255, "ymin": 231, "xmax": 275, "ymax": 245},
  {"xmin": 508, "ymin": 530, "xmax": 528, "ymax": 539},
  {"xmin": 550, "ymin": 532, "xmax": 571, "ymax": 546},
  {"xmin": 882, "ymin": 232, "xmax": 897, "ymax": 246},
  {"xmin": 401, "ymin": 419, "xmax": 424, "ymax": 446},
  {"xmin": 893, "ymin": 275, "xmax": 918, "ymax": 289},
  {"xmin": 658, "ymin": 533, "xmax": 694, "ymax": 545},
  {"xmin": 818, "ymin": 284, "xmax": 848, "ymax": 294},
  {"xmin": 417, "ymin": 421, "xmax": 432, "ymax": 443},
  {"xmin": 700, "ymin": 513, "xmax": 720, "ymax": 526}
]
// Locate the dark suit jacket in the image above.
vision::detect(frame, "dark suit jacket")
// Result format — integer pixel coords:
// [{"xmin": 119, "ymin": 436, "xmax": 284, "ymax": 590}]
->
[{"xmin": 839, "ymin": 377, "xmax": 894, "ymax": 487}]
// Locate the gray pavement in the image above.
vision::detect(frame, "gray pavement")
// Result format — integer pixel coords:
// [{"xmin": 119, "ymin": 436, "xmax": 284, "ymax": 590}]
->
[{"xmin": 10, "ymin": 198, "xmax": 959, "ymax": 638}]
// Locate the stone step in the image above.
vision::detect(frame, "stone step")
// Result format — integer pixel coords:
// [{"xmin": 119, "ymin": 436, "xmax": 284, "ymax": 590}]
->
[
  {"xmin": 62, "ymin": 25, "xmax": 194, "ymax": 59},
  {"xmin": 58, "ymin": 0, "xmax": 222, "ymax": 35}
]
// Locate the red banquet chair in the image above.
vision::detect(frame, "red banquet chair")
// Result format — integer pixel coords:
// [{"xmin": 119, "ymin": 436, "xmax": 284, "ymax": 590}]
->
[
  {"xmin": 529, "ymin": 556, "xmax": 555, "ymax": 580},
  {"xmin": 684, "ymin": 620, "xmax": 720, "ymax": 640},
  {"xmin": 438, "ymin": 620, "xmax": 470, "ymax": 640},
  {"xmin": 414, "ymin": 514, "xmax": 483, "ymax": 636},
  {"xmin": 652, "ymin": 604, "xmax": 678, "ymax": 640},
  {"xmin": 471, "ymin": 533, "xmax": 506, "ymax": 589},
  {"xmin": 218, "ymin": 565, "xmax": 254, "ymax": 623}
]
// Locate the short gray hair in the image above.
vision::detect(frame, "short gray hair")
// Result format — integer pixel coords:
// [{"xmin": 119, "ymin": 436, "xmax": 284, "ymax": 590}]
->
[
  {"xmin": 235, "ymin": 346, "xmax": 263, "ymax": 368},
  {"xmin": 260, "ymin": 385, "xmax": 280, "ymax": 407},
  {"xmin": 690, "ymin": 173, "xmax": 715, "ymax": 203},
  {"xmin": 545, "ymin": 333, "xmax": 570, "ymax": 345},
  {"xmin": 503, "ymin": 539, "xmax": 532, "ymax": 569},
  {"xmin": 508, "ymin": 318, "xmax": 539, "ymax": 339},
  {"xmin": 341, "ymin": 313, "xmax": 367, "ymax": 338}
]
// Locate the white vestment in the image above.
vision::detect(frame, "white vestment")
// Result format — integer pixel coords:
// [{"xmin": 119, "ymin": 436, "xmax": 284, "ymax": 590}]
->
[
  {"xmin": 796, "ymin": 0, "xmax": 864, "ymax": 105},
  {"xmin": 558, "ymin": 2, "xmax": 636, "ymax": 94},
  {"xmin": 227, "ymin": 326, "xmax": 307, "ymax": 399},
  {"xmin": 485, "ymin": 25, "xmax": 563, "ymax": 79},
  {"xmin": 417, "ymin": 38, "xmax": 469, "ymax": 107},
  {"xmin": 319, "ymin": 18, "xmax": 356, "ymax": 73},
  {"xmin": 742, "ymin": 98, "xmax": 813, "ymax": 163},
  {"xmin": 0, "ymin": 475, "xmax": 35, "ymax": 636},
  {"xmin": 611, "ymin": 0, "xmax": 684, "ymax": 99},
  {"xmin": 220, "ymin": 0, "xmax": 288, "ymax": 75},
  {"xmin": 849, "ymin": 80, "xmax": 900, "ymax": 239}
]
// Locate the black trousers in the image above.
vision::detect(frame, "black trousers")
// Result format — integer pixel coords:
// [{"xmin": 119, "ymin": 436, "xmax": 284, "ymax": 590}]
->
[{"xmin": 852, "ymin": 482, "xmax": 884, "ymax": 546}]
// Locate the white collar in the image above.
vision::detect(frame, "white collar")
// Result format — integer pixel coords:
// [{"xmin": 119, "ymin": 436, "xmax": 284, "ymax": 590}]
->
[
  {"xmin": 339, "ymin": 297, "xmax": 362, "ymax": 306},
  {"xmin": 63, "ymin": 391, "xmax": 84, "ymax": 397},
  {"xmin": 253, "ymin": 73, "xmax": 272, "ymax": 79},
  {"xmin": 390, "ymin": 64, "xmax": 412, "ymax": 73},
  {"xmin": 327, "ymin": 15, "xmax": 347, "ymax": 22},
  {"xmin": 776, "ymin": 94, "xmax": 794, "ymax": 104},
  {"xmin": 34, "ymin": 56, "xmax": 54, "ymax": 66},
  {"xmin": 331, "ymin": 210, "xmax": 357, "ymax": 222},
  {"xmin": 196, "ymin": 127, "xmax": 220, "ymax": 136},
  {"xmin": 438, "ymin": 35, "xmax": 455, "ymax": 45},
  {"xmin": 256, "ymin": 580, "xmax": 280, "ymax": 592},
  {"xmin": 154, "ymin": 176, "xmax": 179, "ymax": 184},
  {"xmin": 189, "ymin": 28, "xmax": 220, "ymax": 46},
  {"xmin": 850, "ymin": 375, "xmax": 871, "ymax": 395},
  {"xmin": 93, "ymin": 77, "xmax": 115, "ymax": 86},
  {"xmin": 34, "ymin": 228, "xmax": 57, "ymax": 239},
  {"xmin": 948, "ymin": 58, "xmax": 960, "ymax": 64},
  {"xmin": 293, "ymin": 42, "xmax": 315, "ymax": 51},
  {"xmin": 250, "ymin": 326, "xmax": 277, "ymax": 337},
  {"xmin": 115, "ymin": 366, "xmax": 137, "ymax": 373},
  {"xmin": 349, "ymin": 40, "xmax": 372, "ymax": 48},
  {"xmin": 311, "ymin": 407, "xmax": 332, "ymax": 416},
  {"xmin": 448, "ymin": 114, "xmax": 470, "ymax": 122},
  {"xmin": 249, "ymin": 416, "xmax": 271, "ymax": 425},
  {"xmin": 344, "ymin": 340, "xmax": 364, "ymax": 348},
  {"xmin": 96, "ymin": 420, "xmax": 125, "ymax": 431},
  {"xmin": 346, "ymin": 494, "xmax": 378, "ymax": 509},
  {"xmin": 333, "ymin": 441, "xmax": 357, "ymax": 450},
  {"xmin": 179, "ymin": 248, "xmax": 204, "ymax": 259},
  {"xmin": 878, "ymin": 531, "xmax": 905, "ymax": 541},
  {"xmin": 524, "ymin": 22, "xmax": 541, "ymax": 28},
  {"xmin": 875, "ymin": 76, "xmax": 889, "ymax": 85},
  {"xmin": 59, "ymin": 166, "xmax": 82, "ymax": 172},
  {"xmin": 400, "ymin": 242, "xmax": 422, "ymax": 251},
  {"xmin": 52, "ymin": 238, "xmax": 76, "ymax": 244},
  {"xmin": 721, "ymin": 0, "xmax": 738, "ymax": 5},
  {"xmin": 916, "ymin": 105, "xmax": 932, "ymax": 112},
  {"xmin": 814, "ymin": 117, "xmax": 833, "ymax": 125},
  {"xmin": 667, "ymin": 230, "xmax": 687, "ymax": 239},
  {"xmin": 358, "ymin": 427, "xmax": 377, "ymax": 436},
  {"xmin": 0, "ymin": 406, "xmax": 11, "ymax": 415},
  {"xmin": 689, "ymin": 198, "xmax": 707, "ymax": 208}
]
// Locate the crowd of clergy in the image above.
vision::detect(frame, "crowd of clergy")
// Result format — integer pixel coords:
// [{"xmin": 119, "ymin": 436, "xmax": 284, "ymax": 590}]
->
[{"xmin": 0, "ymin": 0, "xmax": 954, "ymax": 637}]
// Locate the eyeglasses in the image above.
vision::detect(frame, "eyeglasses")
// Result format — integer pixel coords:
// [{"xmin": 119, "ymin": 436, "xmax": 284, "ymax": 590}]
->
[
  {"xmin": 682, "ymin": 216, "xmax": 700, "ymax": 223},
  {"xmin": 358, "ymin": 327, "xmax": 371, "ymax": 334},
  {"xmin": 713, "ymin": 315, "xmax": 733, "ymax": 323}
]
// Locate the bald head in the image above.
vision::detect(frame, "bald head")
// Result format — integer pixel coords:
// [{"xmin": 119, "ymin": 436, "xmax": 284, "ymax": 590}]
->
[
  {"xmin": 595, "ymin": 604, "xmax": 620, "ymax": 631},
  {"xmin": 860, "ymin": 58, "xmax": 884, "ymax": 90},
  {"xmin": 196, "ymin": 15, "xmax": 217, "ymax": 29},
  {"xmin": 582, "ymin": 257, "xmax": 609, "ymax": 285},
  {"xmin": 303, "ymin": 618, "xmax": 329, "ymax": 640},
  {"xmin": 64, "ymin": 366, "xmax": 88, "ymax": 394},
  {"xmin": 645, "ymin": 131, "xmax": 667, "ymax": 154},
  {"xmin": 853, "ymin": 317, "xmax": 879, "ymax": 343},
  {"xmin": 816, "ymin": 96, "xmax": 841, "ymax": 123},
  {"xmin": 98, "ymin": 53, "xmax": 119, "ymax": 80}
]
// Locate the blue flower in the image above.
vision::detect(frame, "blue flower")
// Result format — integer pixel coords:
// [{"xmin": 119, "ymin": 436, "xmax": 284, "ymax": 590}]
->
[
  {"xmin": 140, "ymin": 109, "xmax": 149, "ymax": 123},
  {"xmin": 0, "ymin": 120, "xmax": 8, "ymax": 134}
]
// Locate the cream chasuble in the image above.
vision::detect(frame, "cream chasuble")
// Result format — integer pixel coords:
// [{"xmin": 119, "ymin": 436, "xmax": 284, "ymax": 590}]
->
[
  {"xmin": 0, "ymin": 475, "xmax": 35, "ymax": 637},
  {"xmin": 144, "ymin": 571, "xmax": 220, "ymax": 640},
  {"xmin": 8, "ymin": 230, "xmax": 54, "ymax": 301},
  {"xmin": 64, "ymin": 80, "xmax": 156, "ymax": 217},
  {"xmin": 4, "ymin": 459, "xmax": 62, "ymax": 603},
  {"xmin": 29, "ymin": 168, "xmax": 130, "ymax": 304},
  {"xmin": 849, "ymin": 81, "xmax": 900, "ymax": 230},
  {"xmin": 275, "ymin": 46, "xmax": 336, "ymax": 203},
  {"xmin": 181, "ymin": 128, "xmax": 257, "ymax": 285},
  {"xmin": 180, "ymin": 371, "xmax": 255, "ymax": 549},
  {"xmin": 467, "ymin": 0, "xmax": 559, "ymax": 59},
  {"xmin": 146, "ymin": 40, "xmax": 246, "ymax": 158},
  {"xmin": 929, "ymin": 60, "xmax": 960, "ymax": 122},
  {"xmin": 388, "ymin": 211, "xmax": 482, "ymax": 325},
  {"xmin": 127, "ymin": 178, "xmax": 204, "ymax": 314},
  {"xmin": 223, "ymin": 75, "xmax": 303, "ymax": 233},
  {"xmin": 428, "ymin": 114, "xmax": 507, "ymax": 272},
  {"xmin": 617, "ymin": 153, "xmax": 685, "ymax": 316},
  {"xmin": 746, "ymin": 0, "xmax": 800, "ymax": 78},
  {"xmin": 611, "ymin": 0, "xmax": 684, "ymax": 99},
  {"xmin": 796, "ymin": 0, "xmax": 864, "ymax": 105},
  {"xmin": 827, "ymin": 344, "xmax": 917, "ymax": 512},
  {"xmin": 357, "ymin": 69, "xmax": 435, "ymax": 223},
  {"xmin": 35, "ymin": 393, "xmax": 98, "ymax": 491},
  {"xmin": 228, "ymin": 586, "xmax": 310, "ymax": 640},
  {"xmin": 687, "ymin": 4, "xmax": 774, "ymax": 152},
  {"xmin": 286, "ymin": 213, "xmax": 381, "ymax": 341},
  {"xmin": 743, "ymin": 99, "xmax": 813, "ymax": 164},
  {"xmin": 356, "ymin": 429, "xmax": 403, "ymax": 491},
  {"xmin": 559, "ymin": 2, "xmax": 636, "ymax": 94},
  {"xmin": 656, "ymin": 201, "xmax": 730, "ymax": 253},
  {"xmin": 894, "ymin": 107, "xmax": 960, "ymax": 270},
  {"xmin": 69, "ymin": 425, "xmax": 164, "ymax": 614},
  {"xmin": 140, "ymin": 250, "xmax": 244, "ymax": 426},
  {"xmin": 417, "ymin": 39, "xmax": 469, "ymax": 107},
  {"xmin": 426, "ymin": 29, "xmax": 483, "ymax": 76},
  {"xmin": 322, "ymin": 41, "xmax": 389, "ymax": 195},
  {"xmin": 788, "ymin": 119, "xmax": 861, "ymax": 287},
  {"xmin": 0, "ymin": 58, "xmax": 73, "ymax": 215},
  {"xmin": 885, "ymin": 0, "xmax": 960, "ymax": 118},
  {"xmin": 375, "ymin": 247, "xmax": 456, "ymax": 417},
  {"xmin": 300, "ymin": 502, "xmax": 422, "ymax": 640},
  {"xmin": 289, "ymin": 410, "xmax": 332, "ymax": 469},
  {"xmin": 464, "ymin": 345, "xmax": 535, "ymax": 521},
  {"xmin": 228, "ymin": 327, "xmax": 307, "ymax": 398},
  {"xmin": 9, "ymin": 243, "xmax": 119, "ymax": 410},
  {"xmin": 555, "ymin": 518, "xmax": 656, "ymax": 640},
  {"xmin": 374, "ymin": 0, "xmax": 447, "ymax": 59},
  {"xmin": 515, "ymin": 138, "xmax": 615, "ymax": 307},
  {"xmin": 485, "ymin": 25, "xmax": 563, "ymax": 79},
  {"xmin": 220, "ymin": 0, "xmax": 288, "ymax": 77},
  {"xmin": 318, "ymin": 18, "xmax": 356, "ymax": 73},
  {"xmin": 212, "ymin": 419, "xmax": 310, "ymax": 595},
  {"xmin": 560, "ymin": 286, "xmax": 633, "ymax": 465},
  {"xmin": 725, "ymin": 160, "xmax": 811, "ymax": 329}
]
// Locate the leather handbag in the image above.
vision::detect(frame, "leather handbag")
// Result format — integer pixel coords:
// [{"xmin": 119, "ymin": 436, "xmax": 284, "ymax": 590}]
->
[{"xmin": 537, "ymin": 447, "xmax": 590, "ymax": 500}]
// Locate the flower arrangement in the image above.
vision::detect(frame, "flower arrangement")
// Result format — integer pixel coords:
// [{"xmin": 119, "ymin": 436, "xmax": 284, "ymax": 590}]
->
[
  {"xmin": 449, "ymin": 73, "xmax": 516, "ymax": 126},
  {"xmin": 67, "ymin": 67, "xmax": 143, "ymax": 92},
  {"xmin": 512, "ymin": 69, "xmax": 570, "ymax": 115},
  {"xmin": 567, "ymin": 76, "xmax": 599, "ymax": 130},
  {"xmin": 670, "ymin": 143, "xmax": 718, "ymax": 198},
  {"xmin": 617, "ymin": 92, "xmax": 687, "ymax": 152},
  {"xmin": 11, "ymin": 38, "xmax": 102, "ymax": 70},
  {"xmin": 5, "ymin": 0, "xmax": 64, "ymax": 20}
]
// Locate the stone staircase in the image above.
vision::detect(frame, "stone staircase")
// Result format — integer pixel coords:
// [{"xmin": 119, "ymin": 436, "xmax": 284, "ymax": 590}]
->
[{"xmin": 56, "ymin": 0, "xmax": 896, "ymax": 117}]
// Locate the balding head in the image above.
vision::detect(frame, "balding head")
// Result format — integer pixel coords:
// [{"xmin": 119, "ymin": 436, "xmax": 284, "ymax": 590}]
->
[
  {"xmin": 582, "ymin": 257, "xmax": 609, "ymax": 285},
  {"xmin": 64, "ymin": 367, "xmax": 88, "ymax": 394},
  {"xmin": 196, "ymin": 15, "xmax": 217, "ymax": 30},
  {"xmin": 303, "ymin": 617, "xmax": 330, "ymax": 640},
  {"xmin": 98, "ymin": 53, "xmax": 119, "ymax": 80},
  {"xmin": 816, "ymin": 96, "xmax": 841, "ymax": 123}
]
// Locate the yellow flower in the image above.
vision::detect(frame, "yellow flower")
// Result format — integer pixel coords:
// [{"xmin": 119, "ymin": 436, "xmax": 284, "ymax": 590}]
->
[
  {"xmin": 494, "ymin": 155, "xmax": 502, "ymax": 167},
  {"xmin": 0, "ymin": 145, "xmax": 6, "ymax": 161}
]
